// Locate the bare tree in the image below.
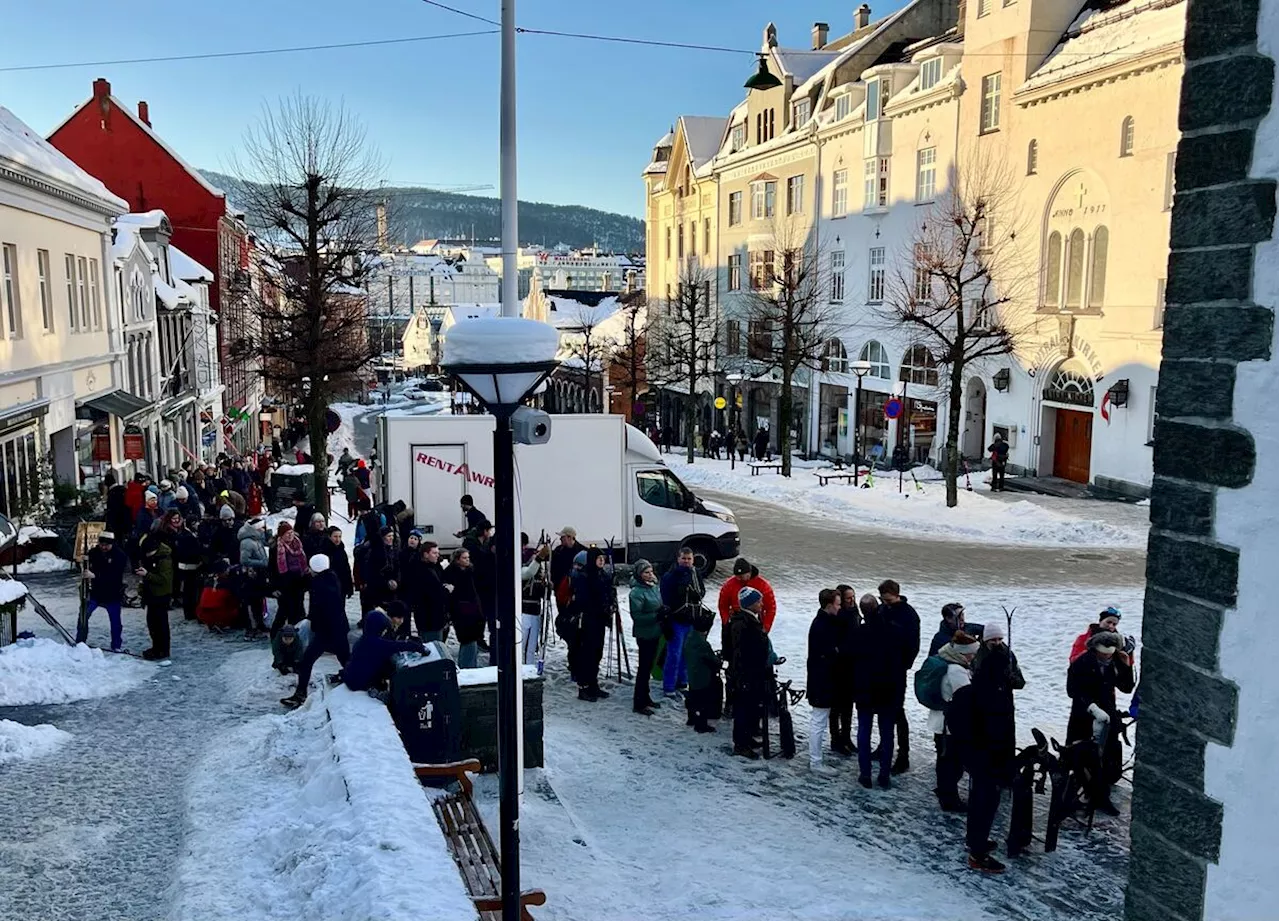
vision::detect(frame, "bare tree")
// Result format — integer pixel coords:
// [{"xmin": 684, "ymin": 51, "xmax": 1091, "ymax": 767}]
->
[
  {"xmin": 740, "ymin": 221, "xmax": 846, "ymax": 477},
  {"xmin": 227, "ymin": 93, "xmax": 386, "ymax": 516},
  {"xmin": 609, "ymin": 294, "xmax": 648, "ymax": 422},
  {"xmin": 648, "ymin": 258, "xmax": 716, "ymax": 462},
  {"xmin": 881, "ymin": 152, "xmax": 1035, "ymax": 507}
]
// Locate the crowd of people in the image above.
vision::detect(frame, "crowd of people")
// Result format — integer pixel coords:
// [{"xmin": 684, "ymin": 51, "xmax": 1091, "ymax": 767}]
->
[{"xmin": 79, "ymin": 450, "xmax": 1135, "ymax": 874}]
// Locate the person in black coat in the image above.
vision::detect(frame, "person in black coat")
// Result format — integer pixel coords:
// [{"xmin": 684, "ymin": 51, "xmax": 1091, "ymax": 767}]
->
[
  {"xmin": 281, "ymin": 554, "xmax": 351, "ymax": 706},
  {"xmin": 397, "ymin": 531, "xmax": 425, "ymax": 606},
  {"xmin": 549, "ymin": 528, "xmax": 585, "ymax": 613},
  {"xmin": 411, "ymin": 541, "xmax": 451, "ymax": 642},
  {"xmin": 80, "ymin": 532, "xmax": 130, "ymax": 650},
  {"xmin": 569, "ymin": 547, "xmax": 615, "ymax": 701},
  {"xmin": 357, "ymin": 527, "xmax": 399, "ymax": 613},
  {"xmin": 946, "ymin": 626, "xmax": 1023, "ymax": 873},
  {"xmin": 444, "ymin": 548, "xmax": 484, "ymax": 667},
  {"xmin": 752, "ymin": 426, "xmax": 770, "ymax": 461},
  {"xmin": 829, "ymin": 584, "xmax": 860, "ymax": 756},
  {"xmin": 928, "ymin": 603, "xmax": 985, "ymax": 656},
  {"xmin": 463, "ymin": 523, "xmax": 496, "ymax": 650},
  {"xmin": 323, "ymin": 527, "xmax": 354, "ymax": 599},
  {"xmin": 853, "ymin": 593, "xmax": 910, "ymax": 787},
  {"xmin": 728, "ymin": 587, "xmax": 770, "ymax": 758},
  {"xmin": 172, "ymin": 520, "xmax": 204, "ymax": 622},
  {"xmin": 806, "ymin": 588, "xmax": 843, "ymax": 773},
  {"xmin": 877, "ymin": 579, "xmax": 920, "ymax": 774},
  {"xmin": 1066, "ymin": 630, "xmax": 1136, "ymax": 816},
  {"xmin": 104, "ymin": 475, "xmax": 132, "ymax": 544},
  {"xmin": 207, "ymin": 507, "xmax": 241, "ymax": 565},
  {"xmin": 987, "ymin": 433, "xmax": 1010, "ymax": 491}
]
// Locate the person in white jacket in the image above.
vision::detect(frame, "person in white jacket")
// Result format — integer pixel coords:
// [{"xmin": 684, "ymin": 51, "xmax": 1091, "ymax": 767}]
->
[{"xmin": 929, "ymin": 632, "xmax": 980, "ymax": 811}]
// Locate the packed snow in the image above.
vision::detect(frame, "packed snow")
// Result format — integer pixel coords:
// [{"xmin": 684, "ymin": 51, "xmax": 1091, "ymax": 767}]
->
[
  {"xmin": 173, "ymin": 660, "xmax": 477, "ymax": 921},
  {"xmin": 0, "ymin": 579, "xmax": 29, "ymax": 605},
  {"xmin": 455, "ymin": 663, "xmax": 542, "ymax": 686},
  {"xmin": 666, "ymin": 456, "xmax": 1147, "ymax": 549},
  {"xmin": 442, "ymin": 316, "xmax": 559, "ymax": 366},
  {"xmin": 0, "ymin": 106, "xmax": 128, "ymax": 210},
  {"xmin": 0, "ymin": 639, "xmax": 153, "ymax": 706},
  {"xmin": 16, "ymin": 551, "xmax": 74, "ymax": 574},
  {"xmin": 16, "ymin": 525, "xmax": 57, "ymax": 545},
  {"xmin": 274, "ymin": 463, "xmax": 315, "ymax": 476},
  {"xmin": 0, "ymin": 719, "xmax": 72, "ymax": 766}
]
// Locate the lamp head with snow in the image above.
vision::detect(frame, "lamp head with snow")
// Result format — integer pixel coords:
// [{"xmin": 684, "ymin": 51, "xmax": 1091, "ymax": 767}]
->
[{"xmin": 441, "ymin": 317, "xmax": 560, "ymax": 411}]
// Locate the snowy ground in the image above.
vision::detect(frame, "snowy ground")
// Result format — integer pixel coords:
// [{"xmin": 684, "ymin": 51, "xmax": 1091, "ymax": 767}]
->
[
  {"xmin": 0, "ymin": 718, "xmax": 71, "ymax": 765},
  {"xmin": 665, "ymin": 454, "xmax": 1148, "ymax": 549},
  {"xmin": 0, "ymin": 638, "xmax": 154, "ymax": 707}
]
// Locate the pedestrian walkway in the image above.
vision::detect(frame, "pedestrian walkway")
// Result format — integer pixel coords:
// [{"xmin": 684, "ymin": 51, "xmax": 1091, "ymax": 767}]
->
[{"xmin": 0, "ymin": 586, "xmax": 283, "ymax": 921}]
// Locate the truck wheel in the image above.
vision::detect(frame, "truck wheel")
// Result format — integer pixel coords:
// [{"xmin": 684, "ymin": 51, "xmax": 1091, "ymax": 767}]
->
[{"xmin": 688, "ymin": 540, "xmax": 717, "ymax": 578}]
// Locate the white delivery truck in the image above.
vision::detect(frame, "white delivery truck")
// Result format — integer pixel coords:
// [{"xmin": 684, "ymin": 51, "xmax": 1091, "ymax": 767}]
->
[{"xmin": 377, "ymin": 413, "xmax": 740, "ymax": 574}]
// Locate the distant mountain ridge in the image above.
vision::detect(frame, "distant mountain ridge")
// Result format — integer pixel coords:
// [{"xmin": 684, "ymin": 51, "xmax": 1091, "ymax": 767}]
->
[{"xmin": 203, "ymin": 170, "xmax": 644, "ymax": 251}]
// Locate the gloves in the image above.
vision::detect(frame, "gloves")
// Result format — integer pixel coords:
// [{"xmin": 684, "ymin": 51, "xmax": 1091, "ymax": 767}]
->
[{"xmin": 1088, "ymin": 703, "xmax": 1111, "ymax": 723}]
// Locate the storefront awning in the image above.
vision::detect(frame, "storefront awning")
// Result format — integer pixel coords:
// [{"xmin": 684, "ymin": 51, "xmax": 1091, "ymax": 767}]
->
[
  {"xmin": 76, "ymin": 390, "xmax": 153, "ymax": 422},
  {"xmin": 0, "ymin": 397, "xmax": 50, "ymax": 435}
]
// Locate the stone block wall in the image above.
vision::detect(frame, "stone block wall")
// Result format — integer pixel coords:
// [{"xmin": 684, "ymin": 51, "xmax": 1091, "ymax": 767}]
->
[{"xmin": 458, "ymin": 677, "xmax": 545, "ymax": 772}]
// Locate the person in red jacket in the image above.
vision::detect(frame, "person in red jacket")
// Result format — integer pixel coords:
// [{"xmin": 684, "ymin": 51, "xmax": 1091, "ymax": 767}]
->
[
  {"xmin": 1069, "ymin": 607, "xmax": 1123, "ymax": 663},
  {"xmin": 717, "ymin": 558, "xmax": 778, "ymax": 633}
]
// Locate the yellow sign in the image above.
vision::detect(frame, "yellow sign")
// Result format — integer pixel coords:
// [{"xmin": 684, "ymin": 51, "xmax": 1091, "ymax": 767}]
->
[
  {"xmin": 714, "ymin": 397, "xmax": 727, "ymax": 410},
  {"xmin": 74, "ymin": 521, "xmax": 105, "ymax": 562}
]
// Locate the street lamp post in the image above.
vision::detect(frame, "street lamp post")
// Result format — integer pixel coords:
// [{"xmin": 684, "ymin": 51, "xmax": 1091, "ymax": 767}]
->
[
  {"xmin": 849, "ymin": 359, "xmax": 872, "ymax": 486},
  {"xmin": 442, "ymin": 317, "xmax": 559, "ymax": 921},
  {"xmin": 725, "ymin": 370, "xmax": 743, "ymax": 470}
]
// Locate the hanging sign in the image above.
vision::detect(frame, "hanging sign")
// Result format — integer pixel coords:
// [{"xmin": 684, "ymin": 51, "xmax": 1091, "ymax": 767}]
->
[
  {"xmin": 91, "ymin": 433, "xmax": 113, "ymax": 462},
  {"xmin": 714, "ymin": 397, "xmax": 727, "ymax": 410}
]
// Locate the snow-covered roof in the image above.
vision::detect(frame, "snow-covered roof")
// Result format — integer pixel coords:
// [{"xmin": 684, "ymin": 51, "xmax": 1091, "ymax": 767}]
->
[
  {"xmin": 169, "ymin": 245, "xmax": 213, "ymax": 283},
  {"xmin": 1019, "ymin": 0, "xmax": 1186, "ymax": 94},
  {"xmin": 794, "ymin": 4, "xmax": 917, "ymax": 99},
  {"xmin": 110, "ymin": 222, "xmax": 153, "ymax": 267},
  {"xmin": 545, "ymin": 295, "xmax": 622, "ymax": 331},
  {"xmin": 653, "ymin": 131, "xmax": 674, "ymax": 148},
  {"xmin": 155, "ymin": 276, "xmax": 195, "ymax": 310},
  {"xmin": 441, "ymin": 303, "xmax": 501, "ymax": 327},
  {"xmin": 774, "ymin": 47, "xmax": 842, "ymax": 84},
  {"xmin": 48, "ymin": 95, "xmax": 225, "ymax": 199},
  {"xmin": 115, "ymin": 209, "xmax": 169, "ymax": 230},
  {"xmin": 0, "ymin": 107, "xmax": 128, "ymax": 213},
  {"xmin": 643, "ymin": 160, "xmax": 669, "ymax": 175},
  {"xmin": 679, "ymin": 116, "xmax": 729, "ymax": 170}
]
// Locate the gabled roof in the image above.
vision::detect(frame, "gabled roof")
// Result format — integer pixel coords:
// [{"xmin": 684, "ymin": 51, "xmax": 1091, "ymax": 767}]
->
[
  {"xmin": 0, "ymin": 106, "xmax": 127, "ymax": 212},
  {"xmin": 679, "ymin": 116, "xmax": 729, "ymax": 170},
  {"xmin": 1019, "ymin": 0, "xmax": 1186, "ymax": 95},
  {"xmin": 170, "ymin": 245, "xmax": 213, "ymax": 283},
  {"xmin": 773, "ymin": 47, "xmax": 842, "ymax": 84},
  {"xmin": 48, "ymin": 94, "xmax": 225, "ymax": 199}
]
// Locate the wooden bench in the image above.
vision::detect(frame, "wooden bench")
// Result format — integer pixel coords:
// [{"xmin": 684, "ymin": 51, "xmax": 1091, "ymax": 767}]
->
[
  {"xmin": 748, "ymin": 461, "xmax": 783, "ymax": 476},
  {"xmin": 415, "ymin": 759, "xmax": 547, "ymax": 921},
  {"xmin": 813, "ymin": 469, "xmax": 859, "ymax": 486}
]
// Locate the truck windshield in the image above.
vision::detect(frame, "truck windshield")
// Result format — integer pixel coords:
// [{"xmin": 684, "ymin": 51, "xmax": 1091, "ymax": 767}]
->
[{"xmin": 636, "ymin": 469, "xmax": 691, "ymax": 510}]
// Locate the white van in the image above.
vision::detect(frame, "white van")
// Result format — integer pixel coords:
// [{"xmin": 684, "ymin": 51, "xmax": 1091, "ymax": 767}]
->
[{"xmin": 377, "ymin": 413, "xmax": 740, "ymax": 573}]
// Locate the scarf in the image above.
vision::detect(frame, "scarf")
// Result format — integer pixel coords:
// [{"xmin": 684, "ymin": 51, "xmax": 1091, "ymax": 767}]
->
[
  {"xmin": 277, "ymin": 533, "xmax": 306, "ymax": 575},
  {"xmin": 938, "ymin": 643, "xmax": 974, "ymax": 667}
]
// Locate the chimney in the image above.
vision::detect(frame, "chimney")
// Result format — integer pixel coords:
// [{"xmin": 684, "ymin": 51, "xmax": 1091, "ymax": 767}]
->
[
  {"xmin": 93, "ymin": 78, "xmax": 111, "ymax": 121},
  {"xmin": 812, "ymin": 22, "xmax": 830, "ymax": 49},
  {"xmin": 376, "ymin": 201, "xmax": 389, "ymax": 251},
  {"xmin": 855, "ymin": 4, "xmax": 872, "ymax": 29},
  {"xmin": 625, "ymin": 269, "xmax": 638, "ymax": 294},
  {"xmin": 137, "ymin": 101, "xmax": 150, "ymax": 126}
]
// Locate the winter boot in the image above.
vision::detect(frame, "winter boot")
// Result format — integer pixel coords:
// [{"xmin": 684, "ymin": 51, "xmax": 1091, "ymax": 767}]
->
[
  {"xmin": 280, "ymin": 694, "xmax": 306, "ymax": 709},
  {"xmin": 809, "ymin": 761, "xmax": 838, "ymax": 777},
  {"xmin": 858, "ymin": 775, "xmax": 873, "ymax": 789},
  {"xmin": 633, "ymin": 704, "xmax": 655, "ymax": 716},
  {"xmin": 591, "ymin": 685, "xmax": 611, "ymax": 699},
  {"xmin": 877, "ymin": 772, "xmax": 892, "ymax": 789},
  {"xmin": 578, "ymin": 687, "xmax": 599, "ymax": 702},
  {"xmin": 891, "ymin": 752, "xmax": 910, "ymax": 775},
  {"xmin": 733, "ymin": 746, "xmax": 760, "ymax": 760},
  {"xmin": 967, "ymin": 853, "xmax": 1006, "ymax": 874}
]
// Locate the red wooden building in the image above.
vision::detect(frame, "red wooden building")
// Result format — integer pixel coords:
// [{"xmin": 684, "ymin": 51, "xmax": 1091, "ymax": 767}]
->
[{"xmin": 48, "ymin": 78, "xmax": 260, "ymax": 442}]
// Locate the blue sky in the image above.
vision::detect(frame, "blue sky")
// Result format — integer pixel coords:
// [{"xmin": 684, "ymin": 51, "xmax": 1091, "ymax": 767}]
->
[{"xmin": 0, "ymin": 0, "xmax": 900, "ymax": 218}]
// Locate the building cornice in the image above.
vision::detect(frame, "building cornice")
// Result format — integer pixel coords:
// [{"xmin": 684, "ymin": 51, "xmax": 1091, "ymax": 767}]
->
[
  {"xmin": 0, "ymin": 164, "xmax": 125, "ymax": 218},
  {"xmin": 1013, "ymin": 43, "xmax": 1184, "ymax": 107}
]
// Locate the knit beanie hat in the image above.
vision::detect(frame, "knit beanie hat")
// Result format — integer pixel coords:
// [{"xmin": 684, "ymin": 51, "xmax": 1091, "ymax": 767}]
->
[
  {"xmin": 308, "ymin": 553, "xmax": 330, "ymax": 574},
  {"xmin": 219, "ymin": 505, "xmax": 235, "ymax": 520},
  {"xmin": 738, "ymin": 586, "xmax": 763, "ymax": 609},
  {"xmin": 175, "ymin": 486, "xmax": 188, "ymax": 500},
  {"xmin": 733, "ymin": 557, "xmax": 752, "ymax": 576},
  {"xmin": 633, "ymin": 558, "xmax": 653, "ymax": 575},
  {"xmin": 984, "ymin": 620, "xmax": 1007, "ymax": 642}
]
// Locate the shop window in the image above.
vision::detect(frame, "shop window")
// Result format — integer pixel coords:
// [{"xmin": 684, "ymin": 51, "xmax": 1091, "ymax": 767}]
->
[
  {"xmin": 859, "ymin": 340, "xmax": 891, "ymax": 378},
  {"xmin": 900, "ymin": 344, "xmax": 939, "ymax": 387}
]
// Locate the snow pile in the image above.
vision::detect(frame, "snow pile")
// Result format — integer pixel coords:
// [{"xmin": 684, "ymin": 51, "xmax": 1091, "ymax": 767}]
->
[
  {"xmin": 16, "ymin": 551, "xmax": 74, "ymax": 574},
  {"xmin": 668, "ymin": 456, "xmax": 1146, "ymax": 549},
  {"xmin": 0, "ymin": 106, "xmax": 128, "ymax": 210},
  {"xmin": 173, "ymin": 685, "xmax": 476, "ymax": 921},
  {"xmin": 274, "ymin": 463, "xmax": 315, "ymax": 476},
  {"xmin": 456, "ymin": 663, "xmax": 542, "ymax": 686},
  {"xmin": 0, "ymin": 719, "xmax": 72, "ymax": 766},
  {"xmin": 16, "ymin": 525, "xmax": 57, "ymax": 545},
  {"xmin": 0, "ymin": 639, "xmax": 152, "ymax": 706},
  {"xmin": 443, "ymin": 316, "xmax": 559, "ymax": 366},
  {"xmin": 0, "ymin": 579, "xmax": 29, "ymax": 605}
]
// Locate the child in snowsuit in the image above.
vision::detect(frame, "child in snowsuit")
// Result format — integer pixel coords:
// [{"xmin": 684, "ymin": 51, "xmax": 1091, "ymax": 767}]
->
[
  {"xmin": 342, "ymin": 608, "xmax": 425, "ymax": 694},
  {"xmin": 683, "ymin": 607, "xmax": 722, "ymax": 733},
  {"xmin": 272, "ymin": 624, "xmax": 304, "ymax": 674}
]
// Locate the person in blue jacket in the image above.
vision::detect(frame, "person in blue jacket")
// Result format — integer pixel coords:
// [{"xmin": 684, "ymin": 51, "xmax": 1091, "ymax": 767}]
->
[
  {"xmin": 928, "ymin": 603, "xmax": 985, "ymax": 657},
  {"xmin": 341, "ymin": 608, "xmax": 425, "ymax": 693},
  {"xmin": 281, "ymin": 554, "xmax": 352, "ymax": 707},
  {"xmin": 659, "ymin": 547, "xmax": 705, "ymax": 698}
]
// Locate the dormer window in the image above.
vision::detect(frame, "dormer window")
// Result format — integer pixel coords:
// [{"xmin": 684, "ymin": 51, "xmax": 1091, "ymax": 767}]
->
[
  {"xmin": 731, "ymin": 123, "xmax": 746, "ymax": 152},
  {"xmin": 865, "ymin": 77, "xmax": 891, "ymax": 122},
  {"xmin": 792, "ymin": 98, "xmax": 811, "ymax": 127},
  {"xmin": 836, "ymin": 94, "xmax": 852, "ymax": 120},
  {"xmin": 918, "ymin": 57, "xmax": 942, "ymax": 91}
]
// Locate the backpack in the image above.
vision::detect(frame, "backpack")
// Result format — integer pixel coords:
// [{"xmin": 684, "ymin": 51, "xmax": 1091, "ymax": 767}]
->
[{"xmin": 914, "ymin": 655, "xmax": 950, "ymax": 711}]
